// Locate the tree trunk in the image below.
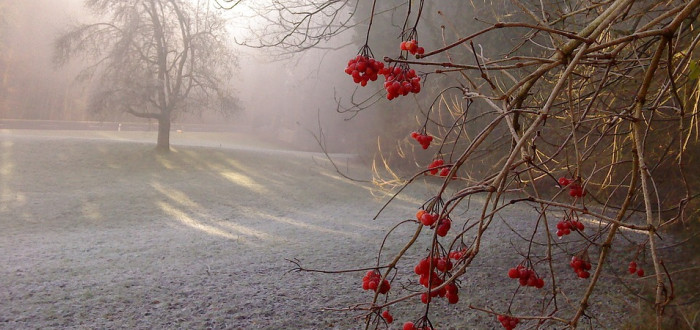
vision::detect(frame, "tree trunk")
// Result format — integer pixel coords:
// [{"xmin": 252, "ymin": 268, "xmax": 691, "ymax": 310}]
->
[{"xmin": 156, "ymin": 115, "xmax": 171, "ymax": 152}]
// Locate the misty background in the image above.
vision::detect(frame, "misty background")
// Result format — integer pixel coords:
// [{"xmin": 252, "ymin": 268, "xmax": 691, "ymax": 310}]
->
[
  {"xmin": 0, "ymin": 0, "xmax": 386, "ymax": 154},
  {"xmin": 0, "ymin": 0, "xmax": 512, "ymax": 164}
]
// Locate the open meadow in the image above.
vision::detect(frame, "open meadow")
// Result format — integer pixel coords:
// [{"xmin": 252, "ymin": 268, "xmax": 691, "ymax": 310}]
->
[{"xmin": 0, "ymin": 130, "xmax": 646, "ymax": 329}]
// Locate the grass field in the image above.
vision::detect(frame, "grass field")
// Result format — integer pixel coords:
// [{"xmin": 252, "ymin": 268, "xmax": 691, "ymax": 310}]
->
[{"xmin": 0, "ymin": 129, "xmax": 660, "ymax": 329}]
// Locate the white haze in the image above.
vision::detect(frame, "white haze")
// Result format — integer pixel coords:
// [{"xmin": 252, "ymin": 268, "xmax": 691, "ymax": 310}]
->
[{"xmin": 0, "ymin": 1, "xmax": 381, "ymax": 154}]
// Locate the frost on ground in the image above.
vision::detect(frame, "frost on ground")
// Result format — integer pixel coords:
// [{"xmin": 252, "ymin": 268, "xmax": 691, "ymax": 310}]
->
[{"xmin": 0, "ymin": 130, "xmax": 641, "ymax": 329}]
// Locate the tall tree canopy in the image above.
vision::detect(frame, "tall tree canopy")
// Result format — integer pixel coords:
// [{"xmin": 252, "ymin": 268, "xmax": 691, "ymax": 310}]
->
[{"xmin": 55, "ymin": 0, "xmax": 239, "ymax": 151}]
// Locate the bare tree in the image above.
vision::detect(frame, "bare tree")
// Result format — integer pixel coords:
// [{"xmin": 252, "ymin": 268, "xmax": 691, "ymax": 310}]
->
[
  {"xmin": 216, "ymin": 0, "xmax": 358, "ymax": 53},
  {"xmin": 55, "ymin": 0, "xmax": 239, "ymax": 151}
]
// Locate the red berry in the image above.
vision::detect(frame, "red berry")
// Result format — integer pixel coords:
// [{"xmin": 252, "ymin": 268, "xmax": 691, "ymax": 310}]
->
[
  {"xmin": 416, "ymin": 209, "xmax": 426, "ymax": 221},
  {"xmin": 527, "ymin": 276, "xmax": 537, "ymax": 287},
  {"xmin": 403, "ymin": 322, "xmax": 416, "ymax": 330},
  {"xmin": 637, "ymin": 268, "xmax": 644, "ymax": 277},
  {"xmin": 436, "ymin": 218, "xmax": 451, "ymax": 236},
  {"xmin": 378, "ymin": 279, "xmax": 391, "ymax": 294},
  {"xmin": 508, "ymin": 268, "xmax": 519, "ymax": 278},
  {"xmin": 436, "ymin": 258, "xmax": 448, "ymax": 272},
  {"xmin": 445, "ymin": 282, "xmax": 458, "ymax": 294},
  {"xmin": 439, "ymin": 167, "xmax": 450, "ymax": 177},
  {"xmin": 368, "ymin": 280, "xmax": 378, "ymax": 291},
  {"xmin": 421, "ymin": 292, "xmax": 431, "ymax": 304},
  {"xmin": 535, "ymin": 277, "xmax": 545, "ymax": 288},
  {"xmin": 418, "ymin": 258, "xmax": 431, "ymax": 274},
  {"xmin": 572, "ymin": 259, "xmax": 583, "ymax": 269},
  {"xmin": 420, "ymin": 213, "xmax": 438, "ymax": 226},
  {"xmin": 382, "ymin": 310, "xmax": 393, "ymax": 324},
  {"xmin": 558, "ymin": 177, "xmax": 571, "ymax": 186},
  {"xmin": 446, "ymin": 292, "xmax": 459, "ymax": 304},
  {"xmin": 519, "ymin": 268, "xmax": 530, "ymax": 280}
]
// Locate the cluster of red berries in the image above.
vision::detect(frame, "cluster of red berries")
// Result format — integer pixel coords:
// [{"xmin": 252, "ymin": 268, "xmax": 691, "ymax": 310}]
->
[
  {"xmin": 497, "ymin": 315, "xmax": 520, "ymax": 330},
  {"xmin": 507, "ymin": 265, "xmax": 545, "ymax": 288},
  {"xmin": 410, "ymin": 131, "xmax": 433, "ymax": 149},
  {"xmin": 628, "ymin": 261, "xmax": 644, "ymax": 277},
  {"xmin": 345, "ymin": 55, "xmax": 384, "ymax": 86},
  {"xmin": 570, "ymin": 256, "xmax": 592, "ymax": 278},
  {"xmin": 381, "ymin": 310, "xmax": 393, "ymax": 324},
  {"xmin": 556, "ymin": 219, "xmax": 584, "ymax": 237},
  {"xmin": 362, "ymin": 270, "xmax": 391, "ymax": 294},
  {"xmin": 383, "ymin": 66, "xmax": 421, "ymax": 100},
  {"xmin": 414, "ymin": 257, "xmax": 459, "ymax": 304},
  {"xmin": 400, "ymin": 39, "xmax": 425, "ymax": 56},
  {"xmin": 438, "ymin": 167, "xmax": 452, "ymax": 177},
  {"xmin": 415, "ymin": 210, "xmax": 452, "ymax": 236},
  {"xmin": 416, "ymin": 210, "xmax": 437, "ymax": 226},
  {"xmin": 436, "ymin": 218, "xmax": 451, "ymax": 237},
  {"xmin": 403, "ymin": 322, "xmax": 434, "ymax": 330},
  {"xmin": 415, "ymin": 257, "xmax": 454, "ymax": 275},
  {"xmin": 558, "ymin": 177, "xmax": 586, "ymax": 198},
  {"xmin": 427, "ymin": 159, "xmax": 444, "ymax": 175},
  {"xmin": 449, "ymin": 248, "xmax": 468, "ymax": 260},
  {"xmin": 426, "ymin": 159, "xmax": 454, "ymax": 177}
]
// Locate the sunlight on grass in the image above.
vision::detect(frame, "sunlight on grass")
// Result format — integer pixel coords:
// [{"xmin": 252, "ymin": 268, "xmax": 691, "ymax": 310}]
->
[
  {"xmin": 157, "ymin": 201, "xmax": 239, "ymax": 240},
  {"xmin": 579, "ymin": 216, "xmax": 648, "ymax": 234},
  {"xmin": 155, "ymin": 152, "xmax": 176, "ymax": 169},
  {"xmin": 317, "ymin": 170, "xmax": 426, "ymax": 205},
  {"xmin": 215, "ymin": 221, "xmax": 278, "ymax": 241},
  {"xmin": 80, "ymin": 200, "xmax": 103, "ymax": 221},
  {"xmin": 251, "ymin": 208, "xmax": 361, "ymax": 239},
  {"xmin": 220, "ymin": 171, "xmax": 268, "ymax": 195},
  {"xmin": 151, "ymin": 183, "xmax": 199, "ymax": 209},
  {"xmin": 152, "ymin": 182, "xmax": 277, "ymax": 242},
  {"xmin": 0, "ymin": 140, "xmax": 17, "ymax": 212}
]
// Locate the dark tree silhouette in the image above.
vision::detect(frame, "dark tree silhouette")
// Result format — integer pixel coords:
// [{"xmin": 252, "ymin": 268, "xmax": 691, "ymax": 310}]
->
[{"xmin": 54, "ymin": 0, "xmax": 239, "ymax": 151}]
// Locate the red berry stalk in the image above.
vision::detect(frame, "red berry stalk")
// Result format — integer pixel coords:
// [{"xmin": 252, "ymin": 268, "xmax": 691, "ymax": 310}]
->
[
  {"xmin": 415, "ymin": 210, "xmax": 438, "ymax": 226},
  {"xmin": 559, "ymin": 177, "xmax": 586, "ymax": 197},
  {"xmin": 426, "ymin": 159, "xmax": 444, "ymax": 175},
  {"xmin": 628, "ymin": 261, "xmax": 644, "ymax": 277},
  {"xmin": 400, "ymin": 39, "xmax": 425, "ymax": 56},
  {"xmin": 381, "ymin": 66, "xmax": 421, "ymax": 100},
  {"xmin": 361, "ymin": 270, "xmax": 391, "ymax": 294},
  {"xmin": 570, "ymin": 256, "xmax": 592, "ymax": 279},
  {"xmin": 381, "ymin": 310, "xmax": 393, "ymax": 324},
  {"xmin": 497, "ymin": 314, "xmax": 520, "ymax": 330},
  {"xmin": 413, "ymin": 256, "xmax": 459, "ymax": 304},
  {"xmin": 556, "ymin": 219, "xmax": 584, "ymax": 237},
  {"xmin": 345, "ymin": 54, "xmax": 384, "ymax": 87},
  {"xmin": 507, "ymin": 265, "xmax": 545, "ymax": 288},
  {"xmin": 411, "ymin": 131, "xmax": 433, "ymax": 149}
]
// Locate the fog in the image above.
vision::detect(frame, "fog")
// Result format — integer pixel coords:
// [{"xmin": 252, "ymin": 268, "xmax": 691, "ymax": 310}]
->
[{"xmin": 0, "ymin": 0, "xmax": 380, "ymax": 153}]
